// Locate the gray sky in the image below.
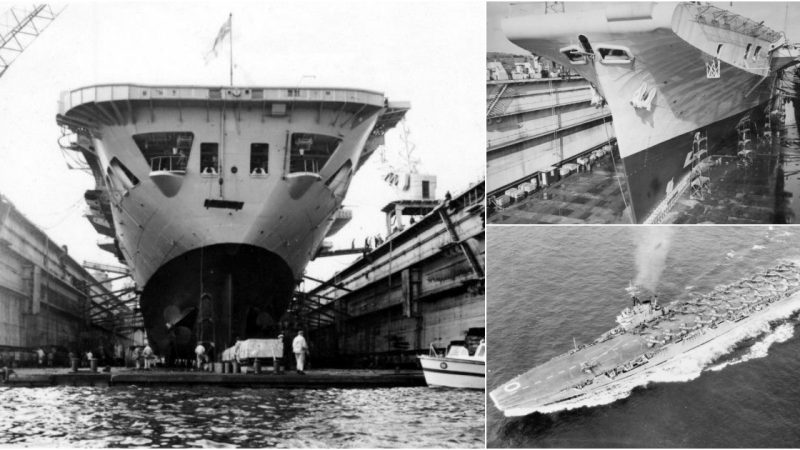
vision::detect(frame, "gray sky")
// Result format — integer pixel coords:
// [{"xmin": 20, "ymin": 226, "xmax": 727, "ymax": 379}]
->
[
  {"xmin": 488, "ymin": 2, "xmax": 800, "ymax": 54},
  {"xmin": 0, "ymin": 1, "xmax": 485, "ymax": 286}
]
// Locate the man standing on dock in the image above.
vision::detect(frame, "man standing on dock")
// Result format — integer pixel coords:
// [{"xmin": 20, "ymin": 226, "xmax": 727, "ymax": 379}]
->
[
  {"xmin": 142, "ymin": 342, "xmax": 154, "ymax": 370},
  {"xmin": 272, "ymin": 333, "xmax": 284, "ymax": 374},
  {"xmin": 194, "ymin": 342, "xmax": 206, "ymax": 371},
  {"xmin": 292, "ymin": 331, "xmax": 308, "ymax": 375}
]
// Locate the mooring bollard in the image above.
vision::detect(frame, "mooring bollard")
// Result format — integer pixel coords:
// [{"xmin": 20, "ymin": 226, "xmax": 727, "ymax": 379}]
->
[
  {"xmin": 89, "ymin": 358, "xmax": 98, "ymax": 373},
  {"xmin": 70, "ymin": 358, "xmax": 79, "ymax": 372},
  {"xmin": 253, "ymin": 358, "xmax": 261, "ymax": 374},
  {"xmin": 232, "ymin": 361, "xmax": 240, "ymax": 374}
]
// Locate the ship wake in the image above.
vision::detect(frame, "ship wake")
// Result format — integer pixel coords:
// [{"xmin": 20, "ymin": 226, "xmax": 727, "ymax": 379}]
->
[
  {"xmin": 527, "ymin": 294, "xmax": 800, "ymax": 415},
  {"xmin": 707, "ymin": 322, "xmax": 796, "ymax": 372}
]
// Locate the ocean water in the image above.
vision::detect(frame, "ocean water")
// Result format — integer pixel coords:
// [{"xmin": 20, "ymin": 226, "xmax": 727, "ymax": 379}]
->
[
  {"xmin": 0, "ymin": 386, "xmax": 484, "ymax": 448},
  {"xmin": 487, "ymin": 226, "xmax": 800, "ymax": 447}
]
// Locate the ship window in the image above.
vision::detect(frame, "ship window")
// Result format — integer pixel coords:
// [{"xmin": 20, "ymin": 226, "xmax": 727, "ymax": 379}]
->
[
  {"xmin": 325, "ymin": 160, "xmax": 353, "ymax": 200},
  {"xmin": 250, "ymin": 143, "xmax": 269, "ymax": 175},
  {"xmin": 132, "ymin": 132, "xmax": 193, "ymax": 172},
  {"xmin": 753, "ymin": 46, "xmax": 762, "ymax": 60},
  {"xmin": 598, "ymin": 46, "xmax": 634, "ymax": 64},
  {"xmin": 200, "ymin": 143, "xmax": 219, "ymax": 175},
  {"xmin": 422, "ymin": 180, "xmax": 430, "ymax": 199},
  {"xmin": 289, "ymin": 133, "xmax": 342, "ymax": 174},
  {"xmin": 744, "ymin": 43, "xmax": 752, "ymax": 59},
  {"xmin": 716, "ymin": 44, "xmax": 723, "ymax": 56},
  {"xmin": 560, "ymin": 45, "xmax": 587, "ymax": 65},
  {"xmin": 109, "ymin": 157, "xmax": 140, "ymax": 189}
]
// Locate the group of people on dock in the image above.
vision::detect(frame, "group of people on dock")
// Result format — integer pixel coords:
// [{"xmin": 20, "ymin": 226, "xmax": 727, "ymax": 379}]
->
[
  {"xmin": 201, "ymin": 330, "xmax": 310, "ymax": 375},
  {"xmin": 130, "ymin": 343, "xmax": 157, "ymax": 370}
]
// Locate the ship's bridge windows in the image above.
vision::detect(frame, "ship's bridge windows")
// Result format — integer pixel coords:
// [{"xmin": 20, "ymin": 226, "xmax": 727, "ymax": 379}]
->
[
  {"xmin": 598, "ymin": 45, "xmax": 634, "ymax": 64},
  {"xmin": 132, "ymin": 132, "xmax": 193, "ymax": 172},
  {"xmin": 716, "ymin": 44, "xmax": 724, "ymax": 56},
  {"xmin": 250, "ymin": 143, "xmax": 269, "ymax": 176},
  {"xmin": 744, "ymin": 43, "xmax": 752, "ymax": 59},
  {"xmin": 289, "ymin": 133, "xmax": 342, "ymax": 174},
  {"xmin": 560, "ymin": 45, "xmax": 588, "ymax": 65},
  {"xmin": 422, "ymin": 180, "xmax": 431, "ymax": 199},
  {"xmin": 200, "ymin": 143, "xmax": 219, "ymax": 175}
]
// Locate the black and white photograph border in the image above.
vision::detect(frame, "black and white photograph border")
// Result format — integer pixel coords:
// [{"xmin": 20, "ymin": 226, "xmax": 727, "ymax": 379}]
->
[{"xmin": 0, "ymin": 1, "xmax": 486, "ymax": 447}]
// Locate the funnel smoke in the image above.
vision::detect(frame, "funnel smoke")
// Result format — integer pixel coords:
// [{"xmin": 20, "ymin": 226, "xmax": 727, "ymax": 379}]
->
[{"xmin": 633, "ymin": 227, "xmax": 675, "ymax": 292}]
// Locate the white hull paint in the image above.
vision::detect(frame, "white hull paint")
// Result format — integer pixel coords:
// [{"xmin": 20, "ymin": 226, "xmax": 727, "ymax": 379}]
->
[
  {"xmin": 418, "ymin": 355, "xmax": 485, "ymax": 390},
  {"xmin": 503, "ymin": 3, "xmax": 792, "ymax": 160},
  {"xmin": 57, "ymin": 85, "xmax": 408, "ymax": 353}
]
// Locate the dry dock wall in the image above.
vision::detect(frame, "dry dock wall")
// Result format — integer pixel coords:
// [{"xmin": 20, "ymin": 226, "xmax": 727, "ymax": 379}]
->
[
  {"xmin": 487, "ymin": 77, "xmax": 616, "ymax": 194},
  {"xmin": 305, "ymin": 182, "xmax": 485, "ymax": 368},
  {"xmin": 0, "ymin": 194, "xmax": 133, "ymax": 365}
]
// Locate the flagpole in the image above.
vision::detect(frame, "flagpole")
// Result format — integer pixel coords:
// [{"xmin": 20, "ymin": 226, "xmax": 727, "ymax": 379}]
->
[{"xmin": 229, "ymin": 13, "xmax": 233, "ymax": 86}]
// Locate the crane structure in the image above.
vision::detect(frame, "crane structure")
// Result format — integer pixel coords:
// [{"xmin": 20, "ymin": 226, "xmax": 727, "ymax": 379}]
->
[{"xmin": 0, "ymin": 4, "xmax": 59, "ymax": 79}]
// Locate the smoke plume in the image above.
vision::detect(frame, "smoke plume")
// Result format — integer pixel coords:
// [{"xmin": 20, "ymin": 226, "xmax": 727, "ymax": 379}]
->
[{"xmin": 633, "ymin": 227, "xmax": 675, "ymax": 292}]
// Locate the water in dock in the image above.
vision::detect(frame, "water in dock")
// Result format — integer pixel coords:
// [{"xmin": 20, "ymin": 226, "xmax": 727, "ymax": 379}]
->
[{"xmin": 0, "ymin": 384, "xmax": 484, "ymax": 447}]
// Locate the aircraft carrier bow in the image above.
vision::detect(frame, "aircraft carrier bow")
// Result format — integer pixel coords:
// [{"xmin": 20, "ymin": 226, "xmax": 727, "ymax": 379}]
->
[{"xmin": 56, "ymin": 84, "xmax": 408, "ymax": 360}]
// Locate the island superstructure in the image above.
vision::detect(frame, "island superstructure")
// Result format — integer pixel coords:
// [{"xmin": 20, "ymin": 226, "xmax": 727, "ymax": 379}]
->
[
  {"xmin": 502, "ymin": 2, "xmax": 800, "ymax": 222},
  {"xmin": 490, "ymin": 261, "xmax": 800, "ymax": 416},
  {"xmin": 56, "ymin": 84, "xmax": 408, "ymax": 360}
]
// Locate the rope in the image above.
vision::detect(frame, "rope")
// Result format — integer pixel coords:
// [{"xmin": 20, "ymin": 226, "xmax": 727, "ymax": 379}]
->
[{"xmin": 601, "ymin": 111, "xmax": 630, "ymax": 214}]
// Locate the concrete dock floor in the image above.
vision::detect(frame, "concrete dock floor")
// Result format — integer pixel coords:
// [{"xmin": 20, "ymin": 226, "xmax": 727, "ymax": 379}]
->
[
  {"xmin": 489, "ymin": 152, "xmax": 632, "ymax": 224},
  {"xmin": 666, "ymin": 143, "xmax": 780, "ymax": 224},
  {"xmin": 1, "ymin": 367, "xmax": 426, "ymax": 388}
]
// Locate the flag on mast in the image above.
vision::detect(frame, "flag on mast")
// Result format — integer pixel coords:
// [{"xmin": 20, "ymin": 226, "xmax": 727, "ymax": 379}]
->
[{"xmin": 204, "ymin": 15, "xmax": 231, "ymax": 63}]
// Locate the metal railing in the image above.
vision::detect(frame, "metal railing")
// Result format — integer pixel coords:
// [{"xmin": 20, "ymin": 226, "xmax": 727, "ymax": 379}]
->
[{"xmin": 150, "ymin": 155, "xmax": 187, "ymax": 172}]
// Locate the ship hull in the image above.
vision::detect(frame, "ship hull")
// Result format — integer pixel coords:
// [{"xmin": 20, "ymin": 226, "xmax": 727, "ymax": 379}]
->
[
  {"xmin": 490, "ymin": 265, "xmax": 800, "ymax": 416},
  {"xmin": 622, "ymin": 106, "xmax": 766, "ymax": 222},
  {"xmin": 502, "ymin": 3, "xmax": 787, "ymax": 222},
  {"xmin": 57, "ymin": 85, "xmax": 408, "ymax": 357},
  {"xmin": 419, "ymin": 355, "xmax": 485, "ymax": 390}
]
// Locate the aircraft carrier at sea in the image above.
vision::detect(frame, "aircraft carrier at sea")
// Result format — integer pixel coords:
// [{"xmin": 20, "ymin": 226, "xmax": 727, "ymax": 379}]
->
[{"xmin": 490, "ymin": 261, "xmax": 800, "ymax": 417}]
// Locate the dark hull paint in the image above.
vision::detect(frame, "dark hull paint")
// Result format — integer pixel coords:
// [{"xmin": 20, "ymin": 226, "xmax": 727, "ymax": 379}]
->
[
  {"xmin": 140, "ymin": 244, "xmax": 295, "ymax": 360},
  {"xmin": 622, "ymin": 103, "xmax": 769, "ymax": 222}
]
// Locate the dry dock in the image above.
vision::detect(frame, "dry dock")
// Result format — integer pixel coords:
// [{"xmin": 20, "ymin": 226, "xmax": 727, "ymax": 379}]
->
[
  {"xmin": 486, "ymin": 54, "xmax": 617, "ymax": 218},
  {"xmin": 0, "ymin": 193, "xmax": 137, "ymax": 367},
  {"xmin": 299, "ymin": 180, "xmax": 485, "ymax": 368}
]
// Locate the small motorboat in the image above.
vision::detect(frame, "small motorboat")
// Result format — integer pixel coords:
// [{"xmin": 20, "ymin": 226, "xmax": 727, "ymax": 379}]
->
[{"xmin": 418, "ymin": 333, "xmax": 485, "ymax": 390}]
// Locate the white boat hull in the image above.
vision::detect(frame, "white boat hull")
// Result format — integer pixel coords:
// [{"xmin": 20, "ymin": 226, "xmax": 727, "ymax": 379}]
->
[{"xmin": 419, "ymin": 355, "xmax": 485, "ymax": 389}]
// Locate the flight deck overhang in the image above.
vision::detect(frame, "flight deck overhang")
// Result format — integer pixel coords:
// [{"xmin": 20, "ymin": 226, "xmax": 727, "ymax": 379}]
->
[{"xmin": 56, "ymin": 84, "xmax": 409, "ymax": 133}]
